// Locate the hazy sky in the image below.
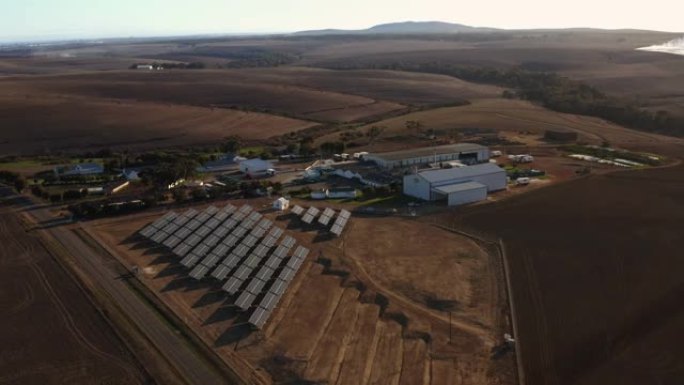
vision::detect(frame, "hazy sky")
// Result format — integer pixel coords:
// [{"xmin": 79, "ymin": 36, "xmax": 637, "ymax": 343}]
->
[{"xmin": 2, "ymin": 0, "xmax": 682, "ymax": 41}]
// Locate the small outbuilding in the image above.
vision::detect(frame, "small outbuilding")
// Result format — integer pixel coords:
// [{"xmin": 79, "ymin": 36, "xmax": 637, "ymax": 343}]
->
[{"xmin": 273, "ymin": 197, "xmax": 290, "ymax": 211}]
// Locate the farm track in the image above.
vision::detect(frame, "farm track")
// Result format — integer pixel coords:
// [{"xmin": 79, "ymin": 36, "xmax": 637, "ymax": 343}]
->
[{"xmin": 340, "ymin": 224, "xmax": 495, "ymax": 346}]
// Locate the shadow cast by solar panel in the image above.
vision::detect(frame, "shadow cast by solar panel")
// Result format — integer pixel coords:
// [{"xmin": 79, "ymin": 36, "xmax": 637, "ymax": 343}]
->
[
  {"xmin": 204, "ymin": 301, "xmax": 241, "ymax": 325},
  {"xmin": 149, "ymin": 253, "xmax": 177, "ymax": 266},
  {"xmin": 283, "ymin": 219, "xmax": 303, "ymax": 230},
  {"xmin": 142, "ymin": 245, "xmax": 168, "ymax": 256},
  {"xmin": 154, "ymin": 263, "xmax": 186, "ymax": 279},
  {"xmin": 161, "ymin": 275, "xmax": 213, "ymax": 292},
  {"xmin": 214, "ymin": 321, "xmax": 253, "ymax": 348},
  {"xmin": 126, "ymin": 240, "xmax": 154, "ymax": 250},
  {"xmin": 312, "ymin": 231, "xmax": 335, "ymax": 243},
  {"xmin": 122, "ymin": 233, "xmax": 145, "ymax": 245},
  {"xmin": 193, "ymin": 289, "xmax": 227, "ymax": 309}
]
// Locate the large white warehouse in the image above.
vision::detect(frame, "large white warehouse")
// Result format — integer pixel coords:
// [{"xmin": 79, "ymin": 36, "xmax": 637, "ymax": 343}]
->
[
  {"xmin": 365, "ymin": 143, "xmax": 489, "ymax": 170},
  {"xmin": 403, "ymin": 163, "xmax": 506, "ymax": 205}
]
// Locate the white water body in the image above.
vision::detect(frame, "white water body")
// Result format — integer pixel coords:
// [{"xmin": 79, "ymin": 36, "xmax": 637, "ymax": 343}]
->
[{"xmin": 637, "ymin": 36, "xmax": 684, "ymax": 56}]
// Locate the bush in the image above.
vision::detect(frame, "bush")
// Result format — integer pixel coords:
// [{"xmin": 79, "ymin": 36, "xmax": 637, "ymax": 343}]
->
[
  {"xmin": 62, "ymin": 190, "xmax": 82, "ymax": 201},
  {"xmin": 49, "ymin": 193, "xmax": 62, "ymax": 203}
]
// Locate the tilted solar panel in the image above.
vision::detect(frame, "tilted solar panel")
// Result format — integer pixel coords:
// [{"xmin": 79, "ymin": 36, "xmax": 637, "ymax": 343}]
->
[
  {"xmin": 245, "ymin": 278, "xmax": 266, "ymax": 295},
  {"xmin": 248, "ymin": 307, "xmax": 271, "ymax": 329},
  {"xmin": 189, "ymin": 264, "xmax": 210, "ymax": 280},
  {"xmin": 235, "ymin": 291, "xmax": 257, "ymax": 311},
  {"xmin": 211, "ymin": 264, "xmax": 232, "ymax": 280},
  {"xmin": 255, "ymin": 266, "xmax": 275, "ymax": 282},
  {"xmin": 222, "ymin": 277, "xmax": 244, "ymax": 294},
  {"xmin": 278, "ymin": 267, "xmax": 296, "ymax": 282},
  {"xmin": 180, "ymin": 253, "xmax": 201, "ymax": 268},
  {"xmin": 259, "ymin": 291, "xmax": 283, "ymax": 311},
  {"xmin": 269, "ymin": 279, "xmax": 288, "ymax": 296}
]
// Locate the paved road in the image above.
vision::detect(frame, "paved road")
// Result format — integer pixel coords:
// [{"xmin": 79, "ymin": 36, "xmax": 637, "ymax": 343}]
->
[{"xmin": 3, "ymin": 187, "xmax": 234, "ymax": 385}]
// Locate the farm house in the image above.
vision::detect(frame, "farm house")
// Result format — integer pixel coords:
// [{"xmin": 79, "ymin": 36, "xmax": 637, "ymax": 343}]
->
[{"xmin": 403, "ymin": 163, "xmax": 506, "ymax": 206}]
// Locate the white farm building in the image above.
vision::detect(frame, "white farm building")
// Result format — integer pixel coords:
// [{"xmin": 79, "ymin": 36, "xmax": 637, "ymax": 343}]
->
[
  {"xmin": 365, "ymin": 143, "xmax": 489, "ymax": 170},
  {"xmin": 403, "ymin": 163, "xmax": 506, "ymax": 206},
  {"xmin": 239, "ymin": 159, "xmax": 274, "ymax": 176}
]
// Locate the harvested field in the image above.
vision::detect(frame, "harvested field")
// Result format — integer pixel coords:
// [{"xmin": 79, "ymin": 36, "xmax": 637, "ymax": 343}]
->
[
  {"xmin": 0, "ymin": 93, "xmax": 313, "ymax": 155},
  {"xmin": 2, "ymin": 70, "xmax": 404, "ymax": 123},
  {"xmin": 88, "ymin": 198, "xmax": 514, "ymax": 385},
  {"xmin": 448, "ymin": 160, "xmax": 684, "ymax": 385},
  {"xmin": 0, "ymin": 192, "xmax": 147, "ymax": 384},
  {"xmin": 227, "ymin": 67, "xmax": 503, "ymax": 106}
]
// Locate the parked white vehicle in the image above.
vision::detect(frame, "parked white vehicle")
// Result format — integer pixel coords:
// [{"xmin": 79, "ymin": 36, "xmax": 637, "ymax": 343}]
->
[{"xmin": 515, "ymin": 177, "xmax": 531, "ymax": 186}]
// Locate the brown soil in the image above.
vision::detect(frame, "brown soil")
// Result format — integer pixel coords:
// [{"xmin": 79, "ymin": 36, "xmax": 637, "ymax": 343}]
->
[
  {"xmin": 89, "ymin": 198, "xmax": 513, "ymax": 385},
  {"xmin": 0, "ymin": 195, "xmax": 147, "ymax": 384},
  {"xmin": 446, "ymin": 156, "xmax": 684, "ymax": 385}
]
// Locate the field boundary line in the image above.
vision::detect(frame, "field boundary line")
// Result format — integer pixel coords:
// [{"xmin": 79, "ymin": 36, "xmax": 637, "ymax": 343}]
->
[{"xmin": 431, "ymin": 223, "xmax": 524, "ymax": 385}]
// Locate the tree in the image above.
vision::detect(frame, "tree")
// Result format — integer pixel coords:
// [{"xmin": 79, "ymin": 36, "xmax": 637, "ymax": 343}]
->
[
  {"xmin": 299, "ymin": 136, "xmax": 315, "ymax": 156},
  {"xmin": 220, "ymin": 135, "xmax": 243, "ymax": 154},
  {"xmin": 366, "ymin": 126, "xmax": 386, "ymax": 147},
  {"xmin": 13, "ymin": 177, "xmax": 26, "ymax": 193},
  {"xmin": 405, "ymin": 120, "xmax": 423, "ymax": 134},
  {"xmin": 171, "ymin": 188, "xmax": 189, "ymax": 203}
]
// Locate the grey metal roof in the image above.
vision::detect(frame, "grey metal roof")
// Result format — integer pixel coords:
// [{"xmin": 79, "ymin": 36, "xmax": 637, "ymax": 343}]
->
[
  {"xmin": 368, "ymin": 143, "xmax": 485, "ymax": 162},
  {"xmin": 418, "ymin": 163, "xmax": 504, "ymax": 184},
  {"xmin": 433, "ymin": 181, "xmax": 487, "ymax": 195}
]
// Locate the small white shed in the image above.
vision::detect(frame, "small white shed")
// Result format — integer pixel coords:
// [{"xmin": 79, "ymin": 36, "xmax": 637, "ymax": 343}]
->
[{"xmin": 273, "ymin": 197, "xmax": 290, "ymax": 211}]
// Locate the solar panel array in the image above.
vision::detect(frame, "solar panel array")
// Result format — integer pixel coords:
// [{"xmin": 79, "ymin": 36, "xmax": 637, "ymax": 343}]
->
[
  {"xmin": 291, "ymin": 205, "xmax": 305, "ymax": 216},
  {"xmin": 139, "ymin": 203, "xmax": 314, "ymax": 330},
  {"xmin": 318, "ymin": 207, "xmax": 336, "ymax": 226},
  {"xmin": 301, "ymin": 206, "xmax": 320, "ymax": 224},
  {"xmin": 331, "ymin": 209, "xmax": 351, "ymax": 236}
]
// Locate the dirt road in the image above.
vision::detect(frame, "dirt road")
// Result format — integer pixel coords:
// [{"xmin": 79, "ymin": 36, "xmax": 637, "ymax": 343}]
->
[{"xmin": 2, "ymin": 186, "xmax": 242, "ymax": 385}]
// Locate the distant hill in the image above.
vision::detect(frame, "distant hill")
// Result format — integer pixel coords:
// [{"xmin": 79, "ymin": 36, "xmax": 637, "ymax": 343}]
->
[{"xmin": 294, "ymin": 21, "xmax": 498, "ymax": 36}]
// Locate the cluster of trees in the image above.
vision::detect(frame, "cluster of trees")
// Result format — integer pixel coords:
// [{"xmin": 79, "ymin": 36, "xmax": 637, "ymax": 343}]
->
[
  {"xmin": 0, "ymin": 170, "xmax": 26, "ymax": 193},
  {"xmin": 322, "ymin": 62, "xmax": 684, "ymax": 137},
  {"xmin": 68, "ymin": 199, "xmax": 146, "ymax": 218}
]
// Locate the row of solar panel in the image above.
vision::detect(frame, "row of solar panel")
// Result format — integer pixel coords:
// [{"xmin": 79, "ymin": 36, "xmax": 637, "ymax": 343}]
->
[
  {"xmin": 139, "ymin": 203, "xmax": 310, "ymax": 329},
  {"xmin": 290, "ymin": 205, "xmax": 351, "ymax": 236}
]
